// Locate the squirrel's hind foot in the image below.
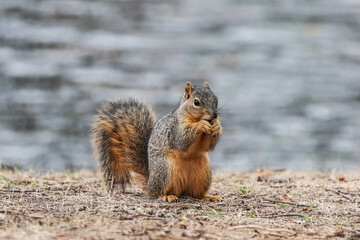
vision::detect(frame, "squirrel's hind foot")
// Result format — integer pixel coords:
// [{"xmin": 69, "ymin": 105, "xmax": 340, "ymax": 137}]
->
[
  {"xmin": 161, "ymin": 195, "xmax": 178, "ymax": 203},
  {"xmin": 202, "ymin": 195, "xmax": 222, "ymax": 202}
]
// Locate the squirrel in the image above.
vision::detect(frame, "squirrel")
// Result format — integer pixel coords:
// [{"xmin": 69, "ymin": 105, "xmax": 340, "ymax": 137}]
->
[{"xmin": 91, "ymin": 82, "xmax": 222, "ymax": 202}]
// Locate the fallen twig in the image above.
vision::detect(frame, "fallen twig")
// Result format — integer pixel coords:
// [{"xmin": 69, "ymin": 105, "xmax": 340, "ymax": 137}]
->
[
  {"xmin": 257, "ymin": 176, "xmax": 290, "ymax": 183},
  {"xmin": 0, "ymin": 189, "xmax": 38, "ymax": 193},
  {"xmin": 0, "ymin": 210, "xmax": 21, "ymax": 214},
  {"xmin": 325, "ymin": 188, "xmax": 359, "ymax": 196},
  {"xmin": 262, "ymin": 198, "xmax": 315, "ymax": 208},
  {"xmin": 337, "ymin": 226, "xmax": 356, "ymax": 233},
  {"xmin": 259, "ymin": 214, "xmax": 305, "ymax": 218},
  {"xmin": 325, "ymin": 189, "xmax": 354, "ymax": 200},
  {"xmin": 229, "ymin": 224, "xmax": 297, "ymax": 235}
]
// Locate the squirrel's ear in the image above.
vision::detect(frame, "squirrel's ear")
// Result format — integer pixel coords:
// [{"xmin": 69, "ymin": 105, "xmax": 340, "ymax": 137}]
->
[
  {"xmin": 204, "ymin": 82, "xmax": 210, "ymax": 89},
  {"xmin": 184, "ymin": 82, "xmax": 193, "ymax": 99}
]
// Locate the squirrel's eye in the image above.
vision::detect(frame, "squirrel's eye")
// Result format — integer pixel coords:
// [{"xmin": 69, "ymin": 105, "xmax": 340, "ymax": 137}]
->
[{"xmin": 194, "ymin": 99, "xmax": 200, "ymax": 106}]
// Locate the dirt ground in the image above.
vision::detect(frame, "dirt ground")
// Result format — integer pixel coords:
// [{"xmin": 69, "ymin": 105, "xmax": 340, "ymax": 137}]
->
[{"xmin": 0, "ymin": 169, "xmax": 359, "ymax": 239}]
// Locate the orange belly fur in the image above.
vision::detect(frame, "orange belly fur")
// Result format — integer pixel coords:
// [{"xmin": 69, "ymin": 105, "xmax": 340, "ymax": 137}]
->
[{"xmin": 165, "ymin": 133, "xmax": 212, "ymax": 199}]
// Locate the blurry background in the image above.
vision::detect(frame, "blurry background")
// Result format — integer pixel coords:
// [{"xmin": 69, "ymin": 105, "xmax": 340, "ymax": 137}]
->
[{"xmin": 0, "ymin": 0, "xmax": 360, "ymax": 171}]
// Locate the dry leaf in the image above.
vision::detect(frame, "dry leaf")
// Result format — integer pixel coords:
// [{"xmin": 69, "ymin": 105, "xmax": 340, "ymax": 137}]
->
[
  {"xmin": 257, "ymin": 169, "xmax": 274, "ymax": 177},
  {"xmin": 281, "ymin": 194, "xmax": 293, "ymax": 202},
  {"xmin": 338, "ymin": 177, "xmax": 345, "ymax": 182},
  {"xmin": 181, "ymin": 216, "xmax": 189, "ymax": 222}
]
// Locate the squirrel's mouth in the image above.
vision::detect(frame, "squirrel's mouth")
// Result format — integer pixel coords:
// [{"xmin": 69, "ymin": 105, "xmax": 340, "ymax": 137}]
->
[
  {"xmin": 204, "ymin": 119, "xmax": 214, "ymax": 125},
  {"xmin": 203, "ymin": 112, "xmax": 218, "ymax": 125},
  {"xmin": 203, "ymin": 112, "xmax": 218, "ymax": 124}
]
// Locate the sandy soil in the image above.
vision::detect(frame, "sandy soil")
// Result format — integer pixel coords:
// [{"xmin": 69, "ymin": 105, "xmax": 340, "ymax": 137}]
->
[{"xmin": 0, "ymin": 169, "xmax": 359, "ymax": 239}]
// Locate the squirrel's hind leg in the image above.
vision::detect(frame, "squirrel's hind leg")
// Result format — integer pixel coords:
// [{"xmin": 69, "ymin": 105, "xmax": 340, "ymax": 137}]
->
[{"xmin": 146, "ymin": 155, "xmax": 171, "ymax": 196}]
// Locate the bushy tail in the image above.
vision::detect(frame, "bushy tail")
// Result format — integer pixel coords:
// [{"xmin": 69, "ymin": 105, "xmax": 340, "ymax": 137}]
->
[{"xmin": 91, "ymin": 98, "xmax": 155, "ymax": 191}]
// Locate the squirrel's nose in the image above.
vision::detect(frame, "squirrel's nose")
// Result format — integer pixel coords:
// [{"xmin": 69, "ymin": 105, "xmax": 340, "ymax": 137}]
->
[{"xmin": 213, "ymin": 112, "xmax": 218, "ymax": 119}]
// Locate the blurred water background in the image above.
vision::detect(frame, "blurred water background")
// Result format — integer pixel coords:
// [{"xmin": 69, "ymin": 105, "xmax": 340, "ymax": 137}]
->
[{"xmin": 1, "ymin": 0, "xmax": 360, "ymax": 171}]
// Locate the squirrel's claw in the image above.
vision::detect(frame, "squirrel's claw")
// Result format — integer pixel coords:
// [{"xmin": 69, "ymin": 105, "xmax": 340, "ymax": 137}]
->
[
  {"xmin": 161, "ymin": 195, "xmax": 178, "ymax": 203},
  {"xmin": 202, "ymin": 195, "xmax": 222, "ymax": 202},
  {"xmin": 211, "ymin": 124, "xmax": 221, "ymax": 137},
  {"xmin": 201, "ymin": 121, "xmax": 212, "ymax": 136}
]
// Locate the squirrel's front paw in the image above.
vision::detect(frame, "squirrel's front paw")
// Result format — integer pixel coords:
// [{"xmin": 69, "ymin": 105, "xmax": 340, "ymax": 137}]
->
[
  {"xmin": 200, "ymin": 121, "xmax": 212, "ymax": 136},
  {"xmin": 211, "ymin": 122, "xmax": 221, "ymax": 137},
  {"xmin": 161, "ymin": 195, "xmax": 178, "ymax": 203}
]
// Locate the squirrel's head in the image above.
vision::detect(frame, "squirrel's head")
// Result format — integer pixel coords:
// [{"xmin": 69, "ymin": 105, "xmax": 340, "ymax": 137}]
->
[{"xmin": 179, "ymin": 82, "xmax": 219, "ymax": 122}]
